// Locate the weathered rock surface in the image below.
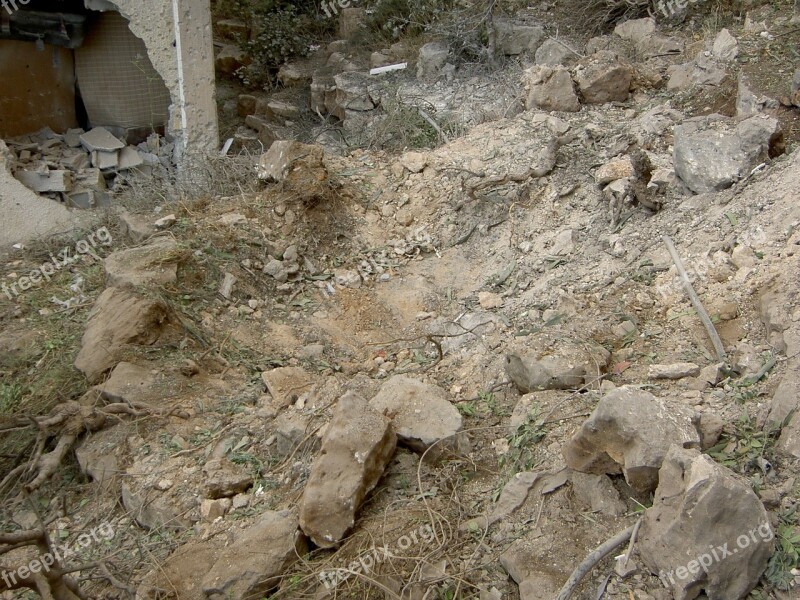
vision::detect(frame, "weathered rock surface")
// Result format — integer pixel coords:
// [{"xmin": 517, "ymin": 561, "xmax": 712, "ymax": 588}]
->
[
  {"xmin": 104, "ymin": 237, "xmax": 179, "ymax": 288},
  {"xmin": 563, "ymin": 386, "xmax": 700, "ymax": 493},
  {"xmin": 712, "ymin": 28, "xmax": 739, "ymax": 61},
  {"xmin": 369, "ymin": 375, "xmax": 467, "ymax": 456},
  {"xmin": 417, "ymin": 41, "xmax": 450, "ymax": 81},
  {"xmin": 257, "ymin": 140, "xmax": 326, "ymax": 184},
  {"xmin": 575, "ymin": 51, "xmax": 633, "ymax": 104},
  {"xmin": 504, "ymin": 353, "xmax": 586, "ymax": 392},
  {"xmin": 96, "ymin": 361, "xmax": 156, "ymax": 403},
  {"xmin": 640, "ymin": 446, "xmax": 774, "ymax": 600},
  {"xmin": 667, "ymin": 55, "xmax": 728, "ymax": 91},
  {"xmin": 137, "ymin": 511, "xmax": 307, "ymax": 600},
  {"xmin": 261, "ymin": 366, "xmax": 316, "ymax": 407},
  {"xmin": 494, "ymin": 19, "xmax": 546, "ymax": 56},
  {"xmin": 203, "ymin": 457, "xmax": 254, "ymax": 499},
  {"xmin": 570, "ymin": 471, "xmax": 627, "ymax": 516},
  {"xmin": 768, "ymin": 357, "xmax": 800, "ymax": 458},
  {"xmin": 648, "ymin": 362, "xmax": 701, "ymax": 380},
  {"xmin": 330, "ymin": 72, "xmax": 381, "ymax": 119},
  {"xmin": 673, "ymin": 115, "xmax": 782, "ymax": 193},
  {"xmin": 534, "ymin": 38, "xmax": 575, "ymax": 66},
  {"xmin": 299, "ymin": 392, "xmax": 396, "ymax": 547},
  {"xmin": 74, "ymin": 288, "xmax": 169, "ymax": 383},
  {"xmin": 523, "ymin": 65, "xmax": 580, "ymax": 112}
]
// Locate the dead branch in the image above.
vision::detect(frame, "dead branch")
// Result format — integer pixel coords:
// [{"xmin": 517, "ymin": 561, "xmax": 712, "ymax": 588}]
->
[
  {"xmin": 662, "ymin": 235, "xmax": 727, "ymax": 362},
  {"xmin": 555, "ymin": 520, "xmax": 639, "ymax": 600}
]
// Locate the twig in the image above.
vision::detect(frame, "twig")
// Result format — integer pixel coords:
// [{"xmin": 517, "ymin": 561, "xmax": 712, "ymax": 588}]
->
[
  {"xmin": 662, "ymin": 236, "xmax": 727, "ymax": 362},
  {"xmin": 418, "ymin": 108, "xmax": 449, "ymax": 144},
  {"xmin": 556, "ymin": 522, "xmax": 638, "ymax": 600}
]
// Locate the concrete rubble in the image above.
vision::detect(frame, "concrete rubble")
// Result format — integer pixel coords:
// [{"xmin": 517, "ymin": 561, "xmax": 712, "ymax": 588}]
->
[{"xmin": 5, "ymin": 126, "xmax": 174, "ymax": 209}]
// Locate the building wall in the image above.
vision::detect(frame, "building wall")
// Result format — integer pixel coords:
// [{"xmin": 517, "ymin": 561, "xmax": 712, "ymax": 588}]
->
[
  {"xmin": 0, "ymin": 41, "xmax": 79, "ymax": 137},
  {"xmin": 85, "ymin": 0, "xmax": 219, "ymax": 160}
]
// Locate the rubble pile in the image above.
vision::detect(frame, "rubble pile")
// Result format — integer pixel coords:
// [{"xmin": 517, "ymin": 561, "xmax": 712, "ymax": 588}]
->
[{"xmin": 5, "ymin": 126, "xmax": 174, "ymax": 208}]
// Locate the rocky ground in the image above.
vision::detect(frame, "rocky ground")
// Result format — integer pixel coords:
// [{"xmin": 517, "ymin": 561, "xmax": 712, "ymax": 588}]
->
[{"xmin": 1, "ymin": 2, "xmax": 800, "ymax": 600}]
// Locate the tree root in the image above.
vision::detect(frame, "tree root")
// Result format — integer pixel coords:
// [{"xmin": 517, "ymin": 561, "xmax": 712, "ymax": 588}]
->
[{"xmin": 1, "ymin": 394, "xmax": 185, "ymax": 495}]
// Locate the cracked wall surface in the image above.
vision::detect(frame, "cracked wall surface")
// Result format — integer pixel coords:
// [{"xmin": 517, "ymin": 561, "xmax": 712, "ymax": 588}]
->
[{"xmin": 85, "ymin": 0, "xmax": 219, "ymax": 161}]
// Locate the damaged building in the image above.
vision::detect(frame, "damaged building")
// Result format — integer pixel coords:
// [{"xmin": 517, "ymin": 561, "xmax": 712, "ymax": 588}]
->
[{"xmin": 0, "ymin": 0, "xmax": 218, "ymax": 245}]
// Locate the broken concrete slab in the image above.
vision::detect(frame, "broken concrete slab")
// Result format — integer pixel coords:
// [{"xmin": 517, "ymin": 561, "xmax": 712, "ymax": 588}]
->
[
  {"xmin": 14, "ymin": 169, "xmax": 74, "ymax": 193},
  {"xmin": 118, "ymin": 146, "xmax": 144, "ymax": 170},
  {"xmin": 91, "ymin": 149, "xmax": 119, "ymax": 170},
  {"xmin": 80, "ymin": 127, "xmax": 125, "ymax": 152}
]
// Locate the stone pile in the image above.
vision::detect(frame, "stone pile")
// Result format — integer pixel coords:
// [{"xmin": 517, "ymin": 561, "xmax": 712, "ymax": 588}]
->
[{"xmin": 5, "ymin": 126, "xmax": 173, "ymax": 209}]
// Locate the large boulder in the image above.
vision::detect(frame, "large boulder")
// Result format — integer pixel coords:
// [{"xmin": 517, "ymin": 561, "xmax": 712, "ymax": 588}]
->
[
  {"xmin": 369, "ymin": 375, "xmax": 468, "ymax": 457},
  {"xmin": 523, "ymin": 65, "xmax": 580, "ymax": 112},
  {"xmin": 299, "ymin": 392, "xmax": 396, "ymax": 547},
  {"xmin": 74, "ymin": 287, "xmax": 169, "ymax": 383},
  {"xmin": 673, "ymin": 114, "xmax": 783, "ymax": 193},
  {"xmin": 563, "ymin": 386, "xmax": 700, "ymax": 493},
  {"xmin": 640, "ymin": 446, "xmax": 774, "ymax": 600}
]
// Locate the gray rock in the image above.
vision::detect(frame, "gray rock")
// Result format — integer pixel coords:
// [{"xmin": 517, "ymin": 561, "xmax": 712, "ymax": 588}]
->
[
  {"xmin": 494, "ymin": 19, "xmax": 546, "ymax": 56},
  {"xmin": 96, "ymin": 361, "xmax": 156, "ymax": 403},
  {"xmin": 330, "ymin": 72, "xmax": 381, "ymax": 119},
  {"xmin": 417, "ymin": 41, "xmax": 450, "ymax": 81},
  {"xmin": 523, "ymin": 65, "xmax": 580, "ymax": 112},
  {"xmin": 261, "ymin": 366, "xmax": 315, "ymax": 407},
  {"xmin": 534, "ymin": 38, "xmax": 575, "ymax": 66},
  {"xmin": 673, "ymin": 115, "xmax": 782, "ymax": 193},
  {"xmin": 273, "ymin": 412, "xmax": 315, "ymax": 458},
  {"xmin": 311, "ymin": 68, "xmax": 337, "ymax": 116},
  {"xmin": 505, "ymin": 353, "xmax": 586, "ymax": 392},
  {"xmin": 203, "ymin": 457, "xmax": 254, "ymax": 499},
  {"xmin": 202, "ymin": 511, "xmax": 307, "ymax": 598},
  {"xmin": 570, "ymin": 471, "xmax": 627, "ymax": 516},
  {"xmin": 639, "ymin": 446, "xmax": 774, "ymax": 600},
  {"xmin": 648, "ymin": 362, "xmax": 701, "ymax": 380},
  {"xmin": 369, "ymin": 375, "xmax": 468, "ymax": 457},
  {"xmin": 122, "ymin": 481, "xmax": 187, "ymax": 531},
  {"xmin": 299, "ymin": 392, "xmax": 396, "ymax": 547},
  {"xmin": 712, "ymin": 28, "xmax": 739, "ymax": 61},
  {"xmin": 563, "ymin": 386, "xmax": 701, "ymax": 493},
  {"xmin": 575, "ymin": 51, "xmax": 633, "ymax": 104},
  {"xmin": 256, "ymin": 140, "xmax": 325, "ymax": 183},
  {"xmin": 667, "ymin": 55, "xmax": 728, "ymax": 91}
]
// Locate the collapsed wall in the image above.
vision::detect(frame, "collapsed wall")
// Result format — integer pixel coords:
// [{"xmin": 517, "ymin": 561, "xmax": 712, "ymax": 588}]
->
[{"xmin": 85, "ymin": 0, "xmax": 219, "ymax": 161}]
